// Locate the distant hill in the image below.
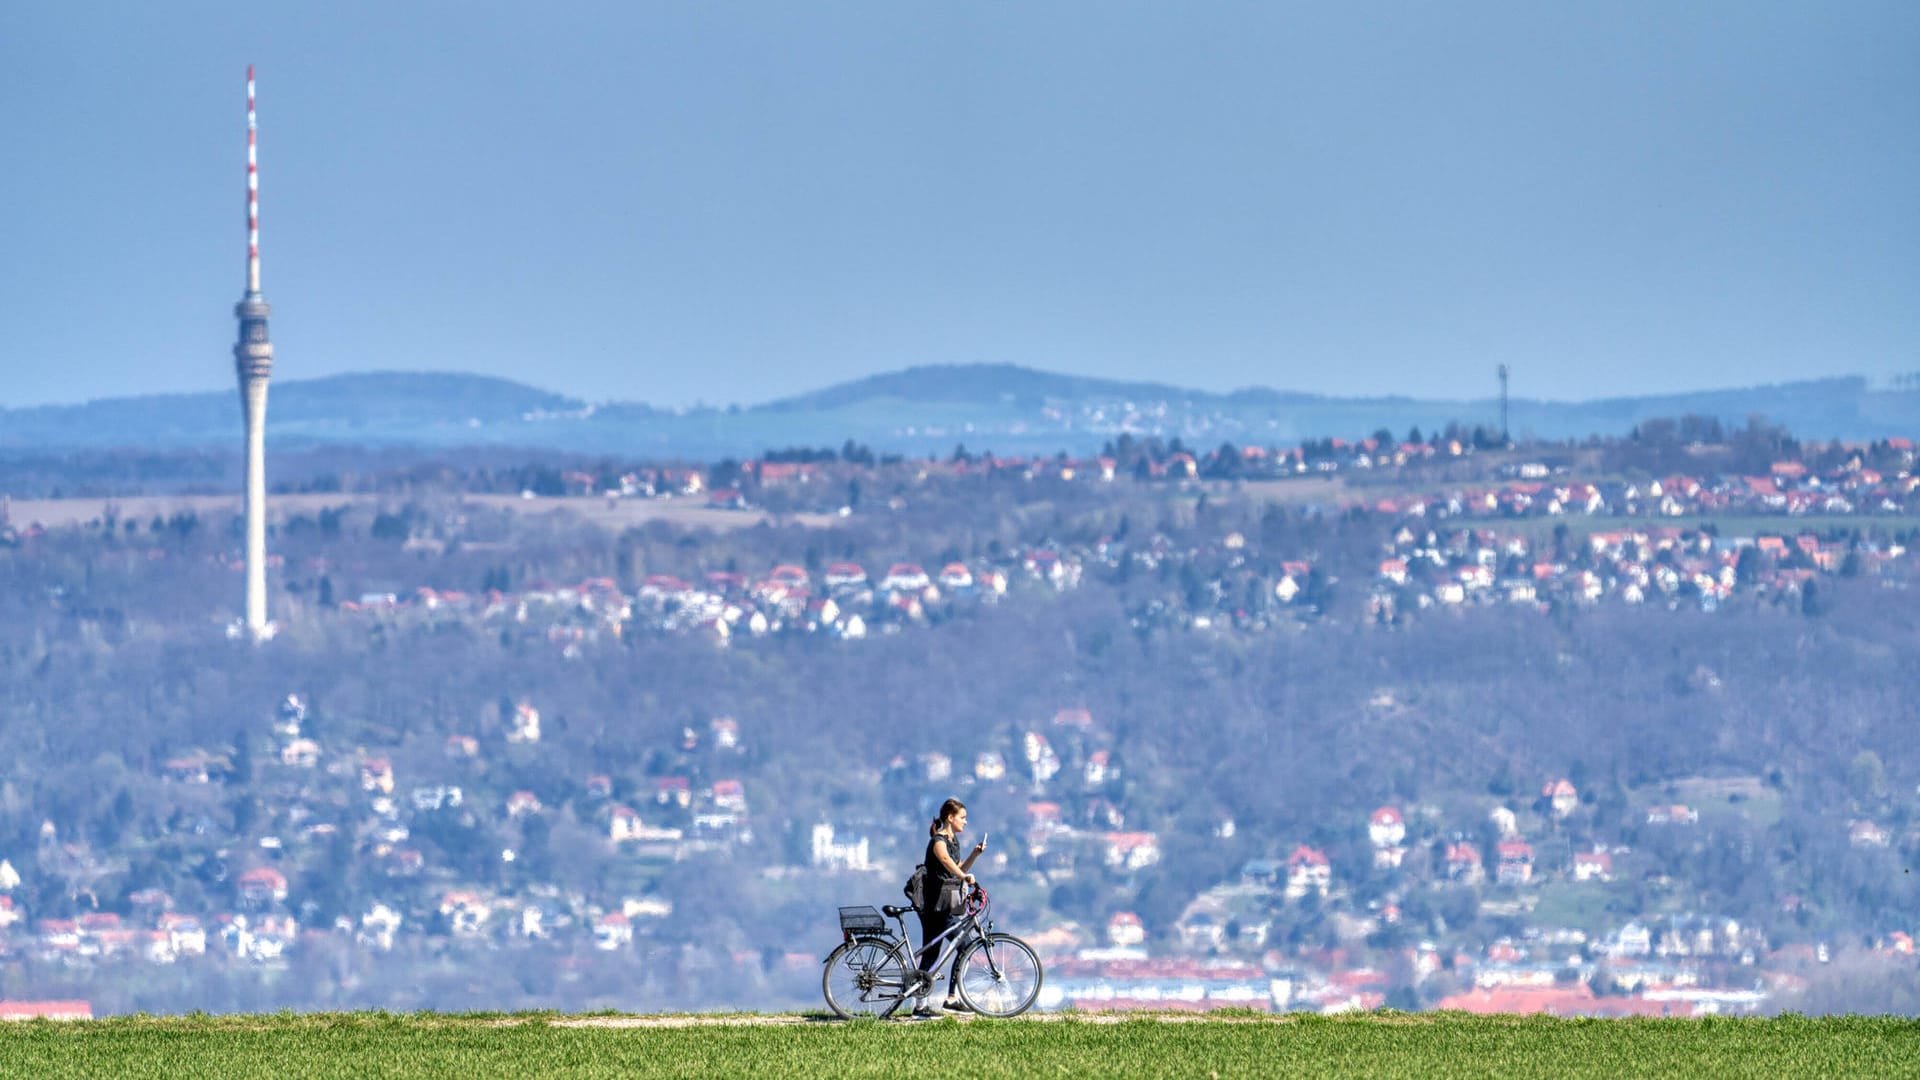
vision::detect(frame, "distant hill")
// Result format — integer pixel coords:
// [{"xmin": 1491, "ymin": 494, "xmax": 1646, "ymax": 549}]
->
[
  {"xmin": 0, "ymin": 372, "xmax": 583, "ymax": 449},
  {"xmin": 763, "ymin": 363, "xmax": 1209, "ymax": 411},
  {"xmin": 1, "ymin": 366, "xmax": 1914, "ymax": 456}
]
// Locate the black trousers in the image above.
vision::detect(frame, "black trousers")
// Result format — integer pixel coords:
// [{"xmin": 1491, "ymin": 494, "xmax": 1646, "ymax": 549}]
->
[{"xmin": 916, "ymin": 906, "xmax": 964, "ymax": 986}]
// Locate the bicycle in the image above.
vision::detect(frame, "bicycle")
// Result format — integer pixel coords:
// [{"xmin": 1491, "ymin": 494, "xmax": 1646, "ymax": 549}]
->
[{"xmin": 822, "ymin": 884, "xmax": 1044, "ymax": 1019}]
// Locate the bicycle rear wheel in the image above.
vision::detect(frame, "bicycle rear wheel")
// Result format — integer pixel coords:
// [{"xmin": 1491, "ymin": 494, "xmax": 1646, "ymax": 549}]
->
[
  {"xmin": 954, "ymin": 933, "xmax": 1043, "ymax": 1017},
  {"xmin": 822, "ymin": 938, "xmax": 917, "ymax": 1019}
]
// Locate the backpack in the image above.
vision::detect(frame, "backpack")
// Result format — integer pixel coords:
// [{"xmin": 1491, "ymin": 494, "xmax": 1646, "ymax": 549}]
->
[{"xmin": 904, "ymin": 863, "xmax": 927, "ymax": 911}]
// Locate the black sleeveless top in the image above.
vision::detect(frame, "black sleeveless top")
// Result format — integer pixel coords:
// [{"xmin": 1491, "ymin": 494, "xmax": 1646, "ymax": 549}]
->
[{"xmin": 925, "ymin": 833, "xmax": 963, "ymax": 891}]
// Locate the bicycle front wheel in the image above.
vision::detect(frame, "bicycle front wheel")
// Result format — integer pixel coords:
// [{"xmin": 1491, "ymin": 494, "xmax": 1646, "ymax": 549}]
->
[
  {"xmin": 822, "ymin": 938, "xmax": 917, "ymax": 1019},
  {"xmin": 954, "ymin": 932, "xmax": 1043, "ymax": 1017}
]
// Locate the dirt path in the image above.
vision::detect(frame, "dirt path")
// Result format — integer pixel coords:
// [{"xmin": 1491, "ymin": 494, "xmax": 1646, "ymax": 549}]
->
[{"xmin": 551, "ymin": 1011, "xmax": 1294, "ymax": 1028}]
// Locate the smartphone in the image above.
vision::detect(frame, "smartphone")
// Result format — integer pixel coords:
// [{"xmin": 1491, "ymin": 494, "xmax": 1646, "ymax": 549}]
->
[{"xmin": 981, "ymin": 832, "xmax": 990, "ymax": 847}]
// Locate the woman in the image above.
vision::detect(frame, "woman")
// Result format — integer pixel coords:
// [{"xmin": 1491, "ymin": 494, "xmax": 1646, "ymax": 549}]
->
[{"xmin": 916, "ymin": 797, "xmax": 987, "ymax": 1016}]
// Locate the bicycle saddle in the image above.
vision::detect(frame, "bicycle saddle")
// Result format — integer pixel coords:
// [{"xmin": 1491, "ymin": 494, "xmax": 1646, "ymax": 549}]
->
[{"xmin": 882, "ymin": 905, "xmax": 911, "ymax": 917}]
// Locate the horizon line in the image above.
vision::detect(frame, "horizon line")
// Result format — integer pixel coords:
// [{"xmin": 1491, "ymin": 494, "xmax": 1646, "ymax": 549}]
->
[{"xmin": 0, "ymin": 364, "xmax": 1902, "ymax": 414}]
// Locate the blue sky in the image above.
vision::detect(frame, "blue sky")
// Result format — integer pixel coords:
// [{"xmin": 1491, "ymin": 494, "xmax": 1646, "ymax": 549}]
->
[{"xmin": 2, "ymin": 2, "xmax": 1915, "ymax": 408}]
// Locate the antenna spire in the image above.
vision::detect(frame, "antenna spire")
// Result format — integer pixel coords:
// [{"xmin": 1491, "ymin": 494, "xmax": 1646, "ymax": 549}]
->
[{"xmin": 246, "ymin": 64, "xmax": 261, "ymax": 295}]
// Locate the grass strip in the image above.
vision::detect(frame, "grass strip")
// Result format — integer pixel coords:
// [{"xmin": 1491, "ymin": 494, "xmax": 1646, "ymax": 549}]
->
[{"xmin": 0, "ymin": 1012, "xmax": 1915, "ymax": 1079}]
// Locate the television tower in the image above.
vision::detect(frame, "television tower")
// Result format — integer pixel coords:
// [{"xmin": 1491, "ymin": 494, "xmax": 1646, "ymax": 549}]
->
[{"xmin": 234, "ymin": 65, "xmax": 274, "ymax": 638}]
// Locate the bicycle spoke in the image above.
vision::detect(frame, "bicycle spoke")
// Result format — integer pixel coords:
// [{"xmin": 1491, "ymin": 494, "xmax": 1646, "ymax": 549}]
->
[
  {"xmin": 824, "ymin": 940, "xmax": 914, "ymax": 1019},
  {"xmin": 956, "ymin": 934, "xmax": 1042, "ymax": 1017}
]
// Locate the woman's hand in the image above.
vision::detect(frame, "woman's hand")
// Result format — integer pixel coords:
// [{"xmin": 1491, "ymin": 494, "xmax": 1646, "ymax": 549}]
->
[{"xmin": 972, "ymin": 840, "xmax": 988, "ymax": 857}]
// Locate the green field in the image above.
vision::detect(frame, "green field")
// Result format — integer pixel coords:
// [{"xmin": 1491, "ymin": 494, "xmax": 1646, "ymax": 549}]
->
[{"xmin": 1, "ymin": 1012, "xmax": 1916, "ymax": 1079}]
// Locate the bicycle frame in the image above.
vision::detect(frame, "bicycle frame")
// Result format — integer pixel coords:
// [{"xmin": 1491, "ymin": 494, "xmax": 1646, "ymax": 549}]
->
[
  {"xmin": 903, "ymin": 890, "xmax": 989, "ymax": 979},
  {"xmin": 846, "ymin": 888, "xmax": 994, "ymax": 1016}
]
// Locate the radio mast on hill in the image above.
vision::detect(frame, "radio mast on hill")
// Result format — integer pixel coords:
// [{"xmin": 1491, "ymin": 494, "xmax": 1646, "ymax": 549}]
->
[
  {"xmin": 233, "ymin": 65, "xmax": 275, "ymax": 639},
  {"xmin": 1497, "ymin": 364, "xmax": 1510, "ymax": 445}
]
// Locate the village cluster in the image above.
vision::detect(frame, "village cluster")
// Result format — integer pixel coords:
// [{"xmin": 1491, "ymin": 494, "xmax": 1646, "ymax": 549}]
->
[
  {"xmin": 336, "ymin": 549, "xmax": 1085, "ymax": 648},
  {"xmin": 300, "ymin": 439, "xmax": 1920, "ymax": 648},
  {"xmin": 580, "ymin": 433, "xmax": 1920, "ymax": 503}
]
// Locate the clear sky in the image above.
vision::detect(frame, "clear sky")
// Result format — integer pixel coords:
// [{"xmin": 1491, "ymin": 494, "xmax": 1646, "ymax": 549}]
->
[{"xmin": 2, "ymin": 2, "xmax": 1915, "ymax": 408}]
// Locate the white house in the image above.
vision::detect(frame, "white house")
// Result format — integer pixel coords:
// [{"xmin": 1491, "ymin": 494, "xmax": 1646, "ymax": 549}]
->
[{"xmin": 810, "ymin": 822, "xmax": 872, "ymax": 872}]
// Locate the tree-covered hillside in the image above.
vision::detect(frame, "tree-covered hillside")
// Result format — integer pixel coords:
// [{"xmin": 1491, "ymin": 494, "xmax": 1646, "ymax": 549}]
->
[{"xmin": 1, "ymin": 433, "xmax": 1917, "ymax": 1015}]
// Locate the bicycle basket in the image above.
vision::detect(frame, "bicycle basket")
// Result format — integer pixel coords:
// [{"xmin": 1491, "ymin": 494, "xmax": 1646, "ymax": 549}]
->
[{"xmin": 838, "ymin": 906, "xmax": 887, "ymax": 936}]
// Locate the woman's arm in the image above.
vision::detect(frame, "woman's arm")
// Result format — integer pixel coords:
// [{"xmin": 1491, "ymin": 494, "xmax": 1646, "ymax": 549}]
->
[{"xmin": 959, "ymin": 838, "xmax": 985, "ymax": 873}]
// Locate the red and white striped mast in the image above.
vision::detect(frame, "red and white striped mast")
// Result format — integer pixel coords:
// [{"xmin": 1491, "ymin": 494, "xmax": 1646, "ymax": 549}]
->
[{"xmin": 246, "ymin": 64, "xmax": 262, "ymax": 295}]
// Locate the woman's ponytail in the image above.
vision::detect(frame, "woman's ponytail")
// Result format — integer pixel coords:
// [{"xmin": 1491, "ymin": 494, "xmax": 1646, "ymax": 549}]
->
[{"xmin": 930, "ymin": 797, "xmax": 966, "ymax": 837}]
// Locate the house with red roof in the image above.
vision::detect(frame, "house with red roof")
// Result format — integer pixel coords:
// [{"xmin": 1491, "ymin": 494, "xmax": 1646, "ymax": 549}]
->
[
  {"xmin": 594, "ymin": 912, "xmax": 634, "ymax": 951},
  {"xmin": 1285, "ymin": 846, "xmax": 1332, "ymax": 900},
  {"xmin": 1445, "ymin": 842, "xmax": 1484, "ymax": 884},
  {"xmin": 1107, "ymin": 911, "xmax": 1145, "ymax": 947},
  {"xmin": 509, "ymin": 701, "xmax": 541, "ymax": 744},
  {"xmin": 1542, "ymin": 778, "xmax": 1579, "ymax": 819},
  {"xmin": 609, "ymin": 805, "xmax": 644, "ymax": 843},
  {"xmin": 769, "ymin": 564, "xmax": 810, "ymax": 590},
  {"xmin": 1369, "ymin": 807, "xmax": 1409, "ymax": 868},
  {"xmin": 236, "ymin": 867, "xmax": 288, "ymax": 906},
  {"xmin": 439, "ymin": 892, "xmax": 490, "ymax": 937},
  {"xmin": 78, "ymin": 912, "xmax": 120, "ymax": 936},
  {"xmin": 1645, "ymin": 805, "xmax": 1698, "ymax": 826},
  {"xmin": 1368, "ymin": 807, "xmax": 1406, "ymax": 849},
  {"xmin": 1103, "ymin": 832, "xmax": 1161, "ymax": 872},
  {"xmin": 754, "ymin": 461, "xmax": 821, "ymax": 485},
  {"xmin": 1573, "ymin": 851, "xmax": 1614, "ymax": 883},
  {"xmin": 823, "ymin": 562, "xmax": 868, "ymax": 588},
  {"xmin": 1052, "ymin": 708, "xmax": 1094, "ymax": 731},
  {"xmin": 1495, "ymin": 840, "xmax": 1535, "ymax": 885},
  {"xmin": 159, "ymin": 913, "xmax": 207, "ymax": 956},
  {"xmin": 640, "ymin": 574, "xmax": 694, "ymax": 601},
  {"xmin": 710, "ymin": 779, "xmax": 748, "ymax": 813},
  {"xmin": 881, "ymin": 563, "xmax": 930, "ymax": 592}
]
